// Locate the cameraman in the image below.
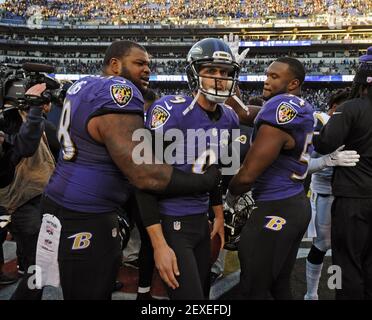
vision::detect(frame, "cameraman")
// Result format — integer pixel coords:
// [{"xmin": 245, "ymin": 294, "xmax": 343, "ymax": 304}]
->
[{"xmin": 0, "ymin": 83, "xmax": 55, "ymax": 280}]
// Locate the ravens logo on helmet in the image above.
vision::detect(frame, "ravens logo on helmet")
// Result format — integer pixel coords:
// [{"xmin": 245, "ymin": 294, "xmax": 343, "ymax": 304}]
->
[
  {"xmin": 117, "ymin": 210, "xmax": 133, "ymax": 250},
  {"xmin": 223, "ymin": 192, "xmax": 255, "ymax": 251}
]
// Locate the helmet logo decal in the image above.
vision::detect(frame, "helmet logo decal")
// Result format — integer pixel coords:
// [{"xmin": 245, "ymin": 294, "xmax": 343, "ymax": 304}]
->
[
  {"xmin": 188, "ymin": 46, "xmax": 203, "ymax": 60},
  {"xmin": 212, "ymin": 51, "xmax": 233, "ymax": 61}
]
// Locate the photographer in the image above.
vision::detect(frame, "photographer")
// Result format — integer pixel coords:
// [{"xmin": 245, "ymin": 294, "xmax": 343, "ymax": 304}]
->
[
  {"xmin": 0, "ymin": 66, "xmax": 57, "ymax": 285},
  {"xmin": 0, "ymin": 84, "xmax": 47, "ymax": 186}
]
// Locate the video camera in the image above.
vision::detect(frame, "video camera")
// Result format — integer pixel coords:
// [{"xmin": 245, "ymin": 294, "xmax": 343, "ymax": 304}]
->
[{"xmin": 0, "ymin": 62, "xmax": 61, "ymax": 110}]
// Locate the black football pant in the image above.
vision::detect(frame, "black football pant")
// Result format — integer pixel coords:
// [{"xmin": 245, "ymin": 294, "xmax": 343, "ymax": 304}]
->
[
  {"xmin": 331, "ymin": 197, "xmax": 372, "ymax": 300},
  {"xmin": 12, "ymin": 196, "xmax": 121, "ymax": 300},
  {"xmin": 134, "ymin": 210, "xmax": 155, "ymax": 289},
  {"xmin": 161, "ymin": 213, "xmax": 210, "ymax": 300},
  {"xmin": 238, "ymin": 191, "xmax": 311, "ymax": 299}
]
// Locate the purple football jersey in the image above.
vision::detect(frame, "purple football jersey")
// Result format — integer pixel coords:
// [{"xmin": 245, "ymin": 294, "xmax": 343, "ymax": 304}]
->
[
  {"xmin": 252, "ymin": 94, "xmax": 314, "ymax": 201},
  {"xmin": 45, "ymin": 76, "xmax": 144, "ymax": 212},
  {"xmin": 145, "ymin": 95, "xmax": 239, "ymax": 216}
]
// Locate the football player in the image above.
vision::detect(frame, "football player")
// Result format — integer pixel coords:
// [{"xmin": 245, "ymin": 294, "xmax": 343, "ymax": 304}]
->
[
  {"xmin": 227, "ymin": 57, "xmax": 315, "ymax": 299},
  {"xmin": 139, "ymin": 38, "xmax": 241, "ymax": 299}
]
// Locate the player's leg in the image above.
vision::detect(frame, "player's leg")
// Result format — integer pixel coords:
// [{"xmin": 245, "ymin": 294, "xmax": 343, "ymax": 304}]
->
[
  {"xmin": 135, "ymin": 212, "xmax": 156, "ymax": 300},
  {"xmin": 305, "ymin": 194, "xmax": 333, "ymax": 300},
  {"xmin": 271, "ymin": 192, "xmax": 311, "ymax": 300},
  {"xmin": 238, "ymin": 203, "xmax": 279, "ymax": 299},
  {"xmin": 161, "ymin": 214, "xmax": 208, "ymax": 300},
  {"xmin": 58, "ymin": 209, "xmax": 121, "ymax": 300},
  {"xmin": 194, "ymin": 216, "xmax": 211, "ymax": 299}
]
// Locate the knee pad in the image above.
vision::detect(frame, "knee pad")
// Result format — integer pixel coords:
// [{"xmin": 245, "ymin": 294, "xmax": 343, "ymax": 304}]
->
[
  {"xmin": 307, "ymin": 245, "xmax": 326, "ymax": 265},
  {"xmin": 314, "ymin": 223, "xmax": 331, "ymax": 252}
]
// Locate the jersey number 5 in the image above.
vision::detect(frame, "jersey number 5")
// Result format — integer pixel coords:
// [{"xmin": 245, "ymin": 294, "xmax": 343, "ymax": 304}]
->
[{"xmin": 291, "ymin": 132, "xmax": 313, "ymax": 181}]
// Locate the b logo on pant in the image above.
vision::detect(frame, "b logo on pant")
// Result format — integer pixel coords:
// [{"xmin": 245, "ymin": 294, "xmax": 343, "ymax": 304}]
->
[
  {"xmin": 68, "ymin": 232, "xmax": 92, "ymax": 250},
  {"xmin": 264, "ymin": 216, "xmax": 287, "ymax": 231}
]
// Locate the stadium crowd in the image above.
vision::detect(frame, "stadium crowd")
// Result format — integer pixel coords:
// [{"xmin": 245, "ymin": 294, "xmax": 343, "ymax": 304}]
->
[
  {"xmin": 0, "ymin": 0, "xmax": 370, "ymax": 25},
  {"xmin": 1, "ymin": 32, "xmax": 371, "ymax": 302},
  {"xmin": 2, "ymin": 56, "xmax": 359, "ymax": 76}
]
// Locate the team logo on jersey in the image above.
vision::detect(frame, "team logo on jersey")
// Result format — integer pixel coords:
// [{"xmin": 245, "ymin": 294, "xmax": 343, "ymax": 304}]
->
[
  {"xmin": 110, "ymin": 84, "xmax": 133, "ymax": 107},
  {"xmin": 264, "ymin": 216, "xmax": 287, "ymax": 231},
  {"xmin": 68, "ymin": 232, "xmax": 92, "ymax": 250},
  {"xmin": 235, "ymin": 134, "xmax": 247, "ymax": 144},
  {"xmin": 276, "ymin": 102, "xmax": 298, "ymax": 124},
  {"xmin": 151, "ymin": 105, "xmax": 170, "ymax": 129}
]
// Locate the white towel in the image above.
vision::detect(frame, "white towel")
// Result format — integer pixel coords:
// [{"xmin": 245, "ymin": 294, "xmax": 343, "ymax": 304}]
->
[{"xmin": 35, "ymin": 214, "xmax": 62, "ymax": 288}]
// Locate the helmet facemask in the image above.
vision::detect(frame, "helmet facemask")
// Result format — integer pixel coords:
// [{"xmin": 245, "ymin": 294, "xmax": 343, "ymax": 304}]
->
[{"xmin": 186, "ymin": 52, "xmax": 240, "ymax": 104}]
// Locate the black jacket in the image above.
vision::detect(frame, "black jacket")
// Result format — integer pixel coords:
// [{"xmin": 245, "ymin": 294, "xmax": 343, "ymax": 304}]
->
[{"xmin": 313, "ymin": 96, "xmax": 372, "ymax": 198}]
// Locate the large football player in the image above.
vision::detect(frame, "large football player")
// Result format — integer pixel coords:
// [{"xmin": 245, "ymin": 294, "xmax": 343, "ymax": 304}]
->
[
  {"xmin": 12, "ymin": 40, "xmax": 221, "ymax": 300},
  {"xmin": 139, "ymin": 38, "xmax": 241, "ymax": 299}
]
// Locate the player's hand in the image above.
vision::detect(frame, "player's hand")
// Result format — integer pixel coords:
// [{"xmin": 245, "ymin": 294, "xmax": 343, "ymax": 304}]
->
[
  {"xmin": 24, "ymin": 83, "xmax": 48, "ymax": 107},
  {"xmin": 210, "ymin": 216, "xmax": 225, "ymax": 250},
  {"xmin": 223, "ymin": 33, "xmax": 250, "ymax": 64},
  {"xmin": 25, "ymin": 83, "xmax": 46, "ymax": 97},
  {"xmin": 325, "ymin": 145, "xmax": 360, "ymax": 167},
  {"xmin": 153, "ymin": 243, "xmax": 180, "ymax": 289}
]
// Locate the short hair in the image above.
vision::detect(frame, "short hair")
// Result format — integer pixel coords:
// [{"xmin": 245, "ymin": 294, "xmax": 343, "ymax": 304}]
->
[
  {"xmin": 143, "ymin": 89, "xmax": 157, "ymax": 104},
  {"xmin": 328, "ymin": 88, "xmax": 350, "ymax": 109},
  {"xmin": 103, "ymin": 40, "xmax": 146, "ymax": 66},
  {"xmin": 248, "ymin": 96, "xmax": 264, "ymax": 107},
  {"xmin": 275, "ymin": 57, "xmax": 306, "ymax": 85}
]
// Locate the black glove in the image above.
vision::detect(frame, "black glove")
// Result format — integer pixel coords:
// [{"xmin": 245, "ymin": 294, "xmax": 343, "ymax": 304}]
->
[{"xmin": 162, "ymin": 165, "xmax": 221, "ymax": 197}]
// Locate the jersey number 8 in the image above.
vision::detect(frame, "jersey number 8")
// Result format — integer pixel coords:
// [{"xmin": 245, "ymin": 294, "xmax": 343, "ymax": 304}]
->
[{"xmin": 57, "ymin": 99, "xmax": 77, "ymax": 161}]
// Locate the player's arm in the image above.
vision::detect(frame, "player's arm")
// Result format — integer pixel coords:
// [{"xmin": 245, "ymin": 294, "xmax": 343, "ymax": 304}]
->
[
  {"xmin": 229, "ymin": 124, "xmax": 293, "ymax": 196},
  {"xmin": 209, "ymin": 178, "xmax": 224, "ymax": 249},
  {"xmin": 135, "ymin": 189, "xmax": 179, "ymax": 289},
  {"xmin": 225, "ymin": 87, "xmax": 261, "ymax": 125},
  {"xmin": 211, "ymin": 204, "xmax": 225, "ymax": 249},
  {"xmin": 146, "ymin": 223, "xmax": 180, "ymax": 289},
  {"xmin": 88, "ymin": 112, "xmax": 219, "ymax": 194}
]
